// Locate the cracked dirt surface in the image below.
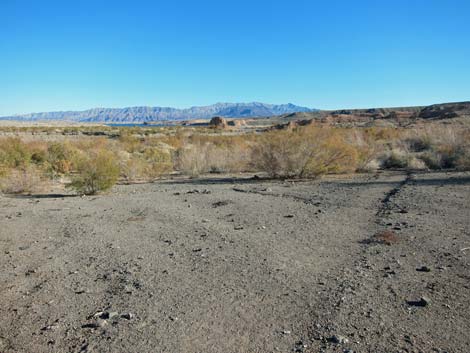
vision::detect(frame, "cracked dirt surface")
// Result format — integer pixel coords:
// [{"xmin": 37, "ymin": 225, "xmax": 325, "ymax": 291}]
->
[{"xmin": 0, "ymin": 171, "xmax": 469, "ymax": 353}]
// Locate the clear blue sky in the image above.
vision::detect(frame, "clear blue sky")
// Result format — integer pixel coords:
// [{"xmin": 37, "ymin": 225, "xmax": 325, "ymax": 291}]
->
[{"xmin": 2, "ymin": 0, "xmax": 470, "ymax": 116}]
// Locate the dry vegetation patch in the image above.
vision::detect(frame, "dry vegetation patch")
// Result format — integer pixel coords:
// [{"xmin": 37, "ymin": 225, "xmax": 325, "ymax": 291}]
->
[{"xmin": 1, "ymin": 122, "xmax": 469, "ymax": 194}]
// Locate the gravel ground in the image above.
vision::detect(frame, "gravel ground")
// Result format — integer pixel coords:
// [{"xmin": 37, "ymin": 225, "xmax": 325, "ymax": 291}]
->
[{"xmin": 0, "ymin": 171, "xmax": 469, "ymax": 353}]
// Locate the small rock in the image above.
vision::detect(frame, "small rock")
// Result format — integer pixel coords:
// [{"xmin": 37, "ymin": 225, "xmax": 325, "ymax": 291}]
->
[
  {"xmin": 96, "ymin": 319, "xmax": 108, "ymax": 327},
  {"xmin": 121, "ymin": 312, "xmax": 134, "ymax": 320},
  {"xmin": 407, "ymin": 296, "xmax": 430, "ymax": 307},
  {"xmin": 234, "ymin": 226, "xmax": 244, "ymax": 230},
  {"xmin": 416, "ymin": 266, "xmax": 431, "ymax": 272},
  {"xmin": 81, "ymin": 321, "xmax": 104, "ymax": 329},
  {"xmin": 329, "ymin": 335, "xmax": 349, "ymax": 344},
  {"xmin": 284, "ymin": 214, "xmax": 295, "ymax": 218},
  {"xmin": 41, "ymin": 322, "xmax": 59, "ymax": 331},
  {"xmin": 109, "ymin": 311, "xmax": 119, "ymax": 318}
]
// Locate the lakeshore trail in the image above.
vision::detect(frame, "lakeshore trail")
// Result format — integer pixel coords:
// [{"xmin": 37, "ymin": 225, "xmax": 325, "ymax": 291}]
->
[{"xmin": 1, "ymin": 171, "xmax": 469, "ymax": 353}]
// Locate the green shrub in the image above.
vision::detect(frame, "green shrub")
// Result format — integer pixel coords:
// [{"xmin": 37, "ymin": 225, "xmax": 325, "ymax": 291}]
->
[{"xmin": 68, "ymin": 150, "xmax": 120, "ymax": 195}]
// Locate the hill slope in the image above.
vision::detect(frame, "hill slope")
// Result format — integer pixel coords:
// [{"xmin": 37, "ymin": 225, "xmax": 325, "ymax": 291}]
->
[{"xmin": 274, "ymin": 101, "xmax": 470, "ymax": 127}]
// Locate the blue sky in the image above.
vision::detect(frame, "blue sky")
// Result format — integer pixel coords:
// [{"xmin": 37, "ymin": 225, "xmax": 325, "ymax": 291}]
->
[{"xmin": 1, "ymin": 0, "xmax": 469, "ymax": 115}]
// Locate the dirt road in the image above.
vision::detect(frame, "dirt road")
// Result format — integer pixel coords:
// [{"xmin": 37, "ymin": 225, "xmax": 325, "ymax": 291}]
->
[{"xmin": 1, "ymin": 171, "xmax": 469, "ymax": 353}]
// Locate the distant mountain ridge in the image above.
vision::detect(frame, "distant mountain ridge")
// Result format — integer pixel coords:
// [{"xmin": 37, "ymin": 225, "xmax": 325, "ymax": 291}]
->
[{"xmin": 1, "ymin": 102, "xmax": 315, "ymax": 122}]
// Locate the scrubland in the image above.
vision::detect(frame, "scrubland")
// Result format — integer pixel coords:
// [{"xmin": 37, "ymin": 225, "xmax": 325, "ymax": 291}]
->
[
  {"xmin": 1, "ymin": 123, "xmax": 469, "ymax": 195},
  {"xmin": 1, "ymin": 121, "xmax": 470, "ymax": 352}
]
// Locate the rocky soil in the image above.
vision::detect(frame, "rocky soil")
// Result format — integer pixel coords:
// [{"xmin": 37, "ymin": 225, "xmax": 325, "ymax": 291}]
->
[{"xmin": 0, "ymin": 171, "xmax": 469, "ymax": 353}]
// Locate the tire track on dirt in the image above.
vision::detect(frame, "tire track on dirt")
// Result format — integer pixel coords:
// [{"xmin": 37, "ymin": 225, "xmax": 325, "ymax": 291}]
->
[
  {"xmin": 375, "ymin": 172, "xmax": 414, "ymax": 220},
  {"xmin": 304, "ymin": 172, "xmax": 413, "ymax": 352}
]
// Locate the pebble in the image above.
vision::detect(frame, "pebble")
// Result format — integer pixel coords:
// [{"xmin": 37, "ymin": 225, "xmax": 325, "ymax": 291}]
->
[
  {"xmin": 121, "ymin": 312, "xmax": 134, "ymax": 320},
  {"xmin": 95, "ymin": 311, "xmax": 119, "ymax": 319},
  {"xmin": 416, "ymin": 266, "xmax": 431, "ymax": 272},
  {"xmin": 330, "ymin": 335, "xmax": 349, "ymax": 344},
  {"xmin": 407, "ymin": 296, "xmax": 430, "ymax": 307},
  {"xmin": 96, "ymin": 319, "xmax": 108, "ymax": 327},
  {"xmin": 81, "ymin": 320, "xmax": 106, "ymax": 329},
  {"xmin": 108, "ymin": 311, "xmax": 119, "ymax": 319}
]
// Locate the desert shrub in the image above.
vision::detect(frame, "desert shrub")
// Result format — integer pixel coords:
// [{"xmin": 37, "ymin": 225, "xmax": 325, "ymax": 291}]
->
[
  {"xmin": 68, "ymin": 150, "xmax": 120, "ymax": 195},
  {"xmin": 419, "ymin": 151, "xmax": 440, "ymax": 169},
  {"xmin": 0, "ymin": 138, "xmax": 31, "ymax": 168},
  {"xmin": 299, "ymin": 133, "xmax": 358, "ymax": 177},
  {"xmin": 382, "ymin": 150, "xmax": 410, "ymax": 169},
  {"xmin": 31, "ymin": 149, "xmax": 47, "ymax": 164},
  {"xmin": 434, "ymin": 145, "xmax": 459, "ymax": 169},
  {"xmin": 251, "ymin": 126, "xmax": 358, "ymax": 178},
  {"xmin": 348, "ymin": 129, "xmax": 382, "ymax": 172},
  {"xmin": 405, "ymin": 136, "xmax": 432, "ymax": 152},
  {"xmin": 160, "ymin": 129, "xmax": 187, "ymax": 150},
  {"xmin": 407, "ymin": 156, "xmax": 427, "ymax": 170},
  {"xmin": 26, "ymin": 141, "xmax": 48, "ymax": 165},
  {"xmin": 0, "ymin": 165, "xmax": 45, "ymax": 194},
  {"xmin": 177, "ymin": 142, "xmax": 211, "ymax": 177},
  {"xmin": 119, "ymin": 133, "xmax": 142, "ymax": 153},
  {"xmin": 250, "ymin": 131, "xmax": 296, "ymax": 177},
  {"xmin": 46, "ymin": 142, "xmax": 78, "ymax": 176},
  {"xmin": 142, "ymin": 147, "xmax": 173, "ymax": 179},
  {"xmin": 120, "ymin": 153, "xmax": 146, "ymax": 182},
  {"xmin": 364, "ymin": 127, "xmax": 400, "ymax": 142},
  {"xmin": 421, "ymin": 144, "xmax": 470, "ymax": 170},
  {"xmin": 175, "ymin": 133, "xmax": 253, "ymax": 176},
  {"xmin": 455, "ymin": 146, "xmax": 470, "ymax": 170},
  {"xmin": 202, "ymin": 141, "xmax": 251, "ymax": 174}
]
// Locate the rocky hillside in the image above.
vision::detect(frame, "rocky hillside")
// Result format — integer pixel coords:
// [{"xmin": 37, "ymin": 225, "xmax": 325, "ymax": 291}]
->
[
  {"xmin": 277, "ymin": 101, "xmax": 470, "ymax": 127},
  {"xmin": 0, "ymin": 103, "xmax": 314, "ymax": 122}
]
